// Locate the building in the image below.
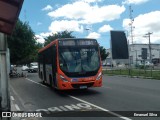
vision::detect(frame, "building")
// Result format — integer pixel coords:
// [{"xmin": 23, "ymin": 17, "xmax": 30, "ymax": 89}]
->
[
  {"xmin": 129, "ymin": 44, "xmax": 160, "ymax": 65},
  {"xmin": 105, "ymin": 44, "xmax": 160, "ymax": 66}
]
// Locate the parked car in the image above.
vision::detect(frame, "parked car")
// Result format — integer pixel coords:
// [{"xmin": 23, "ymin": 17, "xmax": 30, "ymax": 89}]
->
[
  {"xmin": 22, "ymin": 65, "xmax": 29, "ymax": 71},
  {"xmin": 145, "ymin": 61, "xmax": 154, "ymax": 66},
  {"xmin": 106, "ymin": 62, "xmax": 113, "ymax": 67},
  {"xmin": 28, "ymin": 62, "xmax": 38, "ymax": 73},
  {"xmin": 137, "ymin": 61, "xmax": 154, "ymax": 68},
  {"xmin": 102, "ymin": 63, "xmax": 107, "ymax": 66}
]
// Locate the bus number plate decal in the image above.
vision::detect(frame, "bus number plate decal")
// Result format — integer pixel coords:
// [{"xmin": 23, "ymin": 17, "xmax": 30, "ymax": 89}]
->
[
  {"xmin": 72, "ymin": 78, "xmax": 78, "ymax": 82},
  {"xmin": 80, "ymin": 86, "xmax": 87, "ymax": 89}
]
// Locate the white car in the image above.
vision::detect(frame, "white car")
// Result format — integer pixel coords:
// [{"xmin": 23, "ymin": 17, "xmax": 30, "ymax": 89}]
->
[
  {"xmin": 30, "ymin": 62, "xmax": 38, "ymax": 70},
  {"xmin": 137, "ymin": 61, "xmax": 154, "ymax": 68},
  {"xmin": 28, "ymin": 62, "xmax": 38, "ymax": 72},
  {"xmin": 22, "ymin": 65, "xmax": 29, "ymax": 71}
]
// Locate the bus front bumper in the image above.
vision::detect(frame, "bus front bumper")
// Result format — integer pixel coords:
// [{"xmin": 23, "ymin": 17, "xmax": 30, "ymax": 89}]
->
[{"xmin": 58, "ymin": 78, "xmax": 102, "ymax": 90}]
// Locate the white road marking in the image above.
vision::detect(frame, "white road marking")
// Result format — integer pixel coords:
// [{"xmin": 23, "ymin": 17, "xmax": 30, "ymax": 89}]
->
[
  {"xmin": 69, "ymin": 95, "xmax": 132, "ymax": 120},
  {"xmin": 15, "ymin": 104, "xmax": 20, "ymax": 111},
  {"xmin": 26, "ymin": 78, "xmax": 132, "ymax": 120},
  {"xmin": 10, "ymin": 96, "xmax": 15, "ymax": 101},
  {"xmin": 36, "ymin": 103, "xmax": 92, "ymax": 112},
  {"xmin": 25, "ymin": 78, "xmax": 48, "ymax": 88}
]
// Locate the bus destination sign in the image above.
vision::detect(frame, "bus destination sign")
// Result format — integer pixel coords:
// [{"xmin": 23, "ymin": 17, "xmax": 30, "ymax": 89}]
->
[
  {"xmin": 59, "ymin": 39, "xmax": 97, "ymax": 46},
  {"xmin": 77, "ymin": 40, "xmax": 97, "ymax": 45}
]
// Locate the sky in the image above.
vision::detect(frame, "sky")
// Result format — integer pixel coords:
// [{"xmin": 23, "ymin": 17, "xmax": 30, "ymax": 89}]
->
[{"xmin": 19, "ymin": 0, "xmax": 160, "ymax": 49}]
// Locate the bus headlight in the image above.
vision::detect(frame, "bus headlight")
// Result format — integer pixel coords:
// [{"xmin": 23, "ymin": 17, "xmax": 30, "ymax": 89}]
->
[
  {"xmin": 60, "ymin": 75, "xmax": 68, "ymax": 82},
  {"xmin": 96, "ymin": 72, "xmax": 102, "ymax": 80}
]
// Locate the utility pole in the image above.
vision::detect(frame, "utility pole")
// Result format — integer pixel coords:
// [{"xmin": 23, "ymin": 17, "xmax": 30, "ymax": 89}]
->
[
  {"xmin": 129, "ymin": 5, "xmax": 134, "ymax": 44},
  {"xmin": 144, "ymin": 32, "xmax": 153, "ymax": 63}
]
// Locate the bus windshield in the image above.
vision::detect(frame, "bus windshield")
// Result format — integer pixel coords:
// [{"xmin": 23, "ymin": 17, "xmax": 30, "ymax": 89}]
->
[{"xmin": 59, "ymin": 46, "xmax": 100, "ymax": 77}]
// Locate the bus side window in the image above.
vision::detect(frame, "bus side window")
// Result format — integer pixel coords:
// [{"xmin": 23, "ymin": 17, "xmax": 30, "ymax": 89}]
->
[{"xmin": 52, "ymin": 45, "xmax": 57, "ymax": 71}]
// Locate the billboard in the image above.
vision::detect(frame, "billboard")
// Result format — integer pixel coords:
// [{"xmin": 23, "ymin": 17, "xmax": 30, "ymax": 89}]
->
[{"xmin": 110, "ymin": 31, "xmax": 129, "ymax": 59}]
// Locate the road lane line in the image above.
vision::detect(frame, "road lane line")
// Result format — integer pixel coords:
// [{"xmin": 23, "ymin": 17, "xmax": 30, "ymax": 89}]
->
[
  {"xmin": 25, "ymin": 78, "xmax": 48, "ymax": 88},
  {"xmin": 11, "ymin": 96, "xmax": 15, "ymax": 101},
  {"xmin": 15, "ymin": 104, "xmax": 20, "ymax": 111},
  {"xmin": 26, "ymin": 78, "xmax": 132, "ymax": 120},
  {"xmin": 69, "ymin": 95, "xmax": 131, "ymax": 120}
]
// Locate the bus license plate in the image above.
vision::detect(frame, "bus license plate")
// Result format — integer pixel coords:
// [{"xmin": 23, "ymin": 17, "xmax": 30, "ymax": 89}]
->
[{"xmin": 80, "ymin": 86, "xmax": 87, "ymax": 89}]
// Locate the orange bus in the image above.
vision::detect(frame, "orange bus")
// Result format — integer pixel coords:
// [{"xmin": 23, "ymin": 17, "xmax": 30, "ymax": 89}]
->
[{"xmin": 38, "ymin": 38, "xmax": 102, "ymax": 90}]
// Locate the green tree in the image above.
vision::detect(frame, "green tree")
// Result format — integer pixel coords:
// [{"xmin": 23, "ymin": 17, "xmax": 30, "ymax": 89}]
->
[
  {"xmin": 99, "ymin": 46, "xmax": 109, "ymax": 61},
  {"xmin": 44, "ymin": 30, "xmax": 75, "ymax": 46},
  {"xmin": 7, "ymin": 20, "xmax": 39, "ymax": 64}
]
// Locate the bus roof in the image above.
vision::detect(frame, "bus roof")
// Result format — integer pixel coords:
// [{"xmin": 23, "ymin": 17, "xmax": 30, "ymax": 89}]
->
[
  {"xmin": 38, "ymin": 38, "xmax": 97, "ymax": 53},
  {"xmin": 38, "ymin": 39, "xmax": 58, "ymax": 53}
]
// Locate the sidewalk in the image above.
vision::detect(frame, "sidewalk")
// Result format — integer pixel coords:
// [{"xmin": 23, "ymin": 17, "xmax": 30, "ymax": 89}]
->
[
  {"xmin": 10, "ymin": 85, "xmax": 39, "ymax": 120},
  {"xmin": 11, "ymin": 100, "xmax": 21, "ymax": 120}
]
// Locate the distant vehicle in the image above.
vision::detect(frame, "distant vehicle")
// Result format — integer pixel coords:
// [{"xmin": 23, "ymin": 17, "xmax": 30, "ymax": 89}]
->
[
  {"xmin": 30, "ymin": 62, "xmax": 38, "ymax": 70},
  {"xmin": 10, "ymin": 65, "xmax": 20, "ymax": 77},
  {"xmin": 117, "ymin": 64, "xmax": 125, "ymax": 68},
  {"xmin": 106, "ymin": 62, "xmax": 113, "ymax": 67},
  {"xmin": 22, "ymin": 65, "xmax": 29, "ymax": 71},
  {"xmin": 38, "ymin": 38, "xmax": 102, "ymax": 90},
  {"xmin": 145, "ymin": 61, "xmax": 154, "ymax": 66},
  {"xmin": 102, "ymin": 63, "xmax": 107, "ymax": 66},
  {"xmin": 137, "ymin": 61, "xmax": 154, "ymax": 68},
  {"xmin": 152, "ymin": 58, "xmax": 160, "ymax": 65},
  {"xmin": 28, "ymin": 62, "xmax": 38, "ymax": 73}
]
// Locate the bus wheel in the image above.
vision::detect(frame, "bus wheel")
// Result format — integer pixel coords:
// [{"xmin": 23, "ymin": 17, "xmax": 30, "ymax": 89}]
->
[{"xmin": 49, "ymin": 75, "xmax": 52, "ymax": 88}]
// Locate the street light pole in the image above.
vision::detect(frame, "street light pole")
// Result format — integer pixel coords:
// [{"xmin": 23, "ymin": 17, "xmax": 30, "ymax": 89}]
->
[{"xmin": 144, "ymin": 32, "xmax": 153, "ymax": 63}]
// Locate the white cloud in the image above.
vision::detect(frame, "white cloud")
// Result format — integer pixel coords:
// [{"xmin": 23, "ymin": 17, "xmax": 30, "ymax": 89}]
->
[
  {"xmin": 40, "ymin": 32, "xmax": 57, "ymax": 37},
  {"xmin": 48, "ymin": 1, "xmax": 125, "ymax": 24},
  {"xmin": 42, "ymin": 5, "xmax": 53, "ymax": 11},
  {"xmin": 79, "ymin": 0, "xmax": 103, "ymax": 3},
  {"xmin": 87, "ymin": 32, "xmax": 100, "ymax": 39},
  {"xmin": 98, "ymin": 25, "xmax": 113, "ymax": 33},
  {"xmin": 123, "ymin": 11, "xmax": 160, "ymax": 44},
  {"xmin": 48, "ymin": 2, "xmax": 91, "ymax": 20},
  {"xmin": 35, "ymin": 32, "xmax": 57, "ymax": 43},
  {"xmin": 49, "ymin": 20, "xmax": 84, "ymax": 33},
  {"xmin": 35, "ymin": 35, "xmax": 45, "ymax": 43},
  {"xmin": 122, "ymin": 0, "xmax": 149, "ymax": 5},
  {"xmin": 81, "ymin": 5, "xmax": 125, "ymax": 24}
]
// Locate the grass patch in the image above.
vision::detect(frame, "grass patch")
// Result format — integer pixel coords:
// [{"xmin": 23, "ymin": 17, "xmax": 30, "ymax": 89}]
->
[{"xmin": 103, "ymin": 69, "xmax": 160, "ymax": 80}]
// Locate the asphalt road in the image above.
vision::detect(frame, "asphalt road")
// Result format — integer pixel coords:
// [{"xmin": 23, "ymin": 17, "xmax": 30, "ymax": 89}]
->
[{"xmin": 9, "ymin": 73, "xmax": 160, "ymax": 120}]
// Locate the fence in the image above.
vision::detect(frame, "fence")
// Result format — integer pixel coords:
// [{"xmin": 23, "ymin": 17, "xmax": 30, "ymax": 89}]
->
[{"xmin": 103, "ymin": 65, "xmax": 160, "ymax": 80}]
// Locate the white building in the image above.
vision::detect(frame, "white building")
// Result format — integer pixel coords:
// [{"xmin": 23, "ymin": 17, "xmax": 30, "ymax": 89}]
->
[
  {"xmin": 105, "ymin": 44, "xmax": 160, "ymax": 66},
  {"xmin": 129, "ymin": 44, "xmax": 160, "ymax": 65}
]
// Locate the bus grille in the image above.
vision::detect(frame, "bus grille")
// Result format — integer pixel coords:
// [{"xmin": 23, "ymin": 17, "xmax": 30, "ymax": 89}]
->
[{"xmin": 71, "ymin": 83, "xmax": 94, "ymax": 89}]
